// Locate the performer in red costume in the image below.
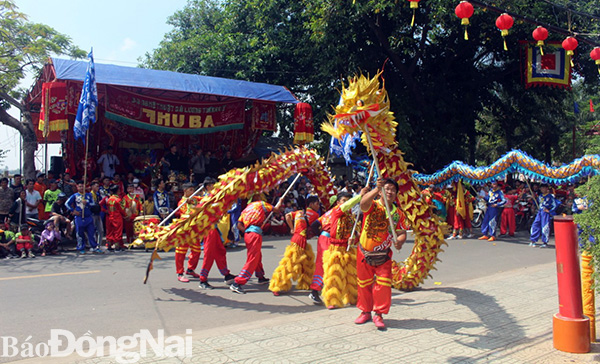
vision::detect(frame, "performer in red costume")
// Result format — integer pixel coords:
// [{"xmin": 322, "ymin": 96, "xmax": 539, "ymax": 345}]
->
[
  {"xmin": 230, "ymin": 197, "xmax": 283, "ymax": 294},
  {"xmin": 174, "ymin": 182, "xmax": 202, "ymax": 283},
  {"xmin": 269, "ymin": 195, "xmax": 321, "ymax": 295},
  {"xmin": 500, "ymin": 186, "xmax": 518, "ymax": 237},
  {"xmin": 122, "ymin": 184, "xmax": 142, "ymax": 244},
  {"xmin": 101, "ymin": 185, "xmax": 127, "ymax": 251},
  {"xmin": 198, "ymin": 177, "xmax": 236, "ymax": 289},
  {"xmin": 309, "ymin": 192, "xmax": 356, "ymax": 303},
  {"xmin": 444, "ymin": 185, "xmax": 456, "ymax": 233},
  {"xmin": 310, "ymin": 190, "xmax": 366, "ymax": 308},
  {"xmin": 355, "ymin": 177, "xmax": 407, "ymax": 330},
  {"xmin": 449, "ymin": 181, "xmax": 475, "ymax": 239}
]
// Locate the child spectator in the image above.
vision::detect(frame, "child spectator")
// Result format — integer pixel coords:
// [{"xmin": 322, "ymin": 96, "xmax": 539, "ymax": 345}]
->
[
  {"xmin": 0, "ymin": 228, "xmax": 16, "ymax": 259},
  {"xmin": 15, "ymin": 225, "xmax": 34, "ymax": 258},
  {"xmin": 39, "ymin": 220, "xmax": 61, "ymax": 256}
]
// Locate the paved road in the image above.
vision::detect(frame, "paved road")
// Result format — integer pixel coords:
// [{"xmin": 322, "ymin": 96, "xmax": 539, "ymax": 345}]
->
[{"xmin": 1, "ymin": 230, "xmax": 590, "ymax": 363}]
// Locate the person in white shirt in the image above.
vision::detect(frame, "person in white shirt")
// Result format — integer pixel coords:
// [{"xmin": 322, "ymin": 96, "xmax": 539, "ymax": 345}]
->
[
  {"xmin": 24, "ymin": 179, "xmax": 42, "ymax": 219},
  {"xmin": 97, "ymin": 146, "xmax": 120, "ymax": 178}
]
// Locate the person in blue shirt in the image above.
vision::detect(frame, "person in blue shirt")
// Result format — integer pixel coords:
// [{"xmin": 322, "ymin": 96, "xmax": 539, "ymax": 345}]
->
[
  {"xmin": 66, "ymin": 181, "xmax": 100, "ymax": 254},
  {"xmin": 530, "ymin": 183, "xmax": 561, "ymax": 248},
  {"xmin": 153, "ymin": 179, "xmax": 170, "ymax": 220},
  {"xmin": 478, "ymin": 181, "xmax": 507, "ymax": 242}
]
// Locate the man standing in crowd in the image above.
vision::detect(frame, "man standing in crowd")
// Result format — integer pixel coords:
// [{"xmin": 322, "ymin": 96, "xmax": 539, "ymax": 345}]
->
[
  {"xmin": 189, "ymin": 148, "xmax": 206, "ymax": 184},
  {"xmin": 58, "ymin": 172, "xmax": 77, "ymax": 198},
  {"xmin": 10, "ymin": 174, "xmax": 24, "ymax": 200},
  {"xmin": 43, "ymin": 179, "xmax": 62, "ymax": 221},
  {"xmin": 24, "ymin": 179, "xmax": 41, "ymax": 219},
  {"xmin": 0, "ymin": 178, "xmax": 13, "ymax": 224},
  {"xmin": 90, "ymin": 181, "xmax": 104, "ymax": 246},
  {"xmin": 97, "ymin": 146, "xmax": 120, "ymax": 178},
  {"xmin": 34, "ymin": 173, "xmax": 47, "ymax": 219},
  {"xmin": 161, "ymin": 144, "xmax": 183, "ymax": 176},
  {"xmin": 153, "ymin": 179, "xmax": 170, "ymax": 220},
  {"xmin": 66, "ymin": 182, "xmax": 101, "ymax": 254}
]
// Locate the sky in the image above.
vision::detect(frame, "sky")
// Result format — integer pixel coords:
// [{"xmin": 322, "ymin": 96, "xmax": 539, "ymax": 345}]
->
[{"xmin": 2, "ymin": 0, "xmax": 188, "ymax": 172}]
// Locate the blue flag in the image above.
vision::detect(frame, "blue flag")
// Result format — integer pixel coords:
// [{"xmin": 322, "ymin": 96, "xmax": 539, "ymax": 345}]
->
[
  {"xmin": 574, "ymin": 101, "xmax": 580, "ymax": 114},
  {"xmin": 74, "ymin": 49, "xmax": 98, "ymax": 143},
  {"xmin": 329, "ymin": 132, "xmax": 360, "ymax": 165}
]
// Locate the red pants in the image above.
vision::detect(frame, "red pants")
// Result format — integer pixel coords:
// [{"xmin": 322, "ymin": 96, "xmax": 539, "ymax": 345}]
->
[
  {"xmin": 16, "ymin": 242, "xmax": 33, "ymax": 251},
  {"xmin": 356, "ymin": 248, "xmax": 393, "ymax": 315},
  {"xmin": 106, "ymin": 217, "xmax": 124, "ymax": 246},
  {"xmin": 175, "ymin": 244, "xmax": 201, "ymax": 275},
  {"xmin": 200, "ymin": 229, "xmax": 230, "ymax": 282},
  {"xmin": 446, "ymin": 206, "xmax": 456, "ymax": 227},
  {"xmin": 124, "ymin": 219, "xmax": 135, "ymax": 242},
  {"xmin": 310, "ymin": 234, "xmax": 330, "ymax": 291},
  {"xmin": 500, "ymin": 208, "xmax": 515, "ymax": 236},
  {"xmin": 453, "ymin": 214, "xmax": 471, "ymax": 230},
  {"xmin": 234, "ymin": 232, "xmax": 265, "ymax": 285}
]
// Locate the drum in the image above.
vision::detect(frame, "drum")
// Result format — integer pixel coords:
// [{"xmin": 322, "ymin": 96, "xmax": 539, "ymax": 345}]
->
[{"xmin": 134, "ymin": 215, "xmax": 160, "ymax": 236}]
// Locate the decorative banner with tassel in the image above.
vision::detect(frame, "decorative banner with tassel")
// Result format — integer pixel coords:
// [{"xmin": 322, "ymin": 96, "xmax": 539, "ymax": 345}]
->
[{"xmin": 524, "ymin": 41, "xmax": 571, "ymax": 90}]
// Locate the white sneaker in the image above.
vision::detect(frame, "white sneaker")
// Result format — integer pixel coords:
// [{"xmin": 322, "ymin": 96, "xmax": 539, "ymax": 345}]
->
[
  {"xmin": 457, "ymin": 235, "xmax": 463, "ymax": 239},
  {"xmin": 447, "ymin": 235, "xmax": 456, "ymax": 240},
  {"xmin": 529, "ymin": 242, "xmax": 536, "ymax": 247},
  {"xmin": 466, "ymin": 234, "xmax": 474, "ymax": 238}
]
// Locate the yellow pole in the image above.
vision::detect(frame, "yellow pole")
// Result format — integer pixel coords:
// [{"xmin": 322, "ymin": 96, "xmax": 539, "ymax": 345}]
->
[{"xmin": 581, "ymin": 252, "xmax": 596, "ymax": 342}]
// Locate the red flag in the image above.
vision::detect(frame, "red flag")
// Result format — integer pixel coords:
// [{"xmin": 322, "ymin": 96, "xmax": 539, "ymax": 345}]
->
[
  {"xmin": 591, "ymin": 99, "xmax": 595, "ymax": 113},
  {"xmin": 293, "ymin": 102, "xmax": 314, "ymax": 145}
]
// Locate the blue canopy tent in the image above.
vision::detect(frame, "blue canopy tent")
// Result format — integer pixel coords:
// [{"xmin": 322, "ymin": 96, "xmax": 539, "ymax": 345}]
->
[{"xmin": 27, "ymin": 58, "xmax": 298, "ymax": 178}]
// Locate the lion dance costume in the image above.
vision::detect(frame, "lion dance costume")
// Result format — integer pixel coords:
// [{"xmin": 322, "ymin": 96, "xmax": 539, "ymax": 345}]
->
[
  {"xmin": 269, "ymin": 206, "xmax": 319, "ymax": 294},
  {"xmin": 319, "ymin": 195, "xmax": 362, "ymax": 309}
]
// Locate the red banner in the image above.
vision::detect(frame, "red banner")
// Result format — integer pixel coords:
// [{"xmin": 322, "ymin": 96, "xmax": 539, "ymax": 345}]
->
[
  {"xmin": 251, "ymin": 101, "xmax": 276, "ymax": 131},
  {"xmin": 104, "ymin": 86, "xmax": 245, "ymax": 135},
  {"xmin": 39, "ymin": 82, "xmax": 68, "ymax": 136}
]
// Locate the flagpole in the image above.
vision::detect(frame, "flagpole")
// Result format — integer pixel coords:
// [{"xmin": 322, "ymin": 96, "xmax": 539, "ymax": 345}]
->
[
  {"xmin": 82, "ymin": 128, "xmax": 90, "ymax": 219},
  {"xmin": 347, "ymin": 160, "xmax": 376, "ymax": 250}
]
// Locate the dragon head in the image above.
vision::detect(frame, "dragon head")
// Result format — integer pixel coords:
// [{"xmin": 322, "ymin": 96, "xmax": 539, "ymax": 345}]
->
[{"xmin": 322, "ymin": 71, "xmax": 397, "ymax": 151}]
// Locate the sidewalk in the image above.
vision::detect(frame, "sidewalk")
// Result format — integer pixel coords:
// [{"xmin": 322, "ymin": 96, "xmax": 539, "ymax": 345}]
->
[{"xmin": 31, "ymin": 260, "xmax": 599, "ymax": 364}]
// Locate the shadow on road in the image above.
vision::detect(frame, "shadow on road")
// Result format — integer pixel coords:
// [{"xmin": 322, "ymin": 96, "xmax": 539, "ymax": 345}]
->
[{"xmin": 159, "ymin": 286, "xmax": 324, "ymax": 314}]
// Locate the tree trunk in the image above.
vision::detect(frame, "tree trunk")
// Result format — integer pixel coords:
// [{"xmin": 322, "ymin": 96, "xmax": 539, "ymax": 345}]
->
[
  {"xmin": 0, "ymin": 99, "xmax": 38, "ymax": 179},
  {"xmin": 21, "ymin": 111, "xmax": 37, "ymax": 179}
]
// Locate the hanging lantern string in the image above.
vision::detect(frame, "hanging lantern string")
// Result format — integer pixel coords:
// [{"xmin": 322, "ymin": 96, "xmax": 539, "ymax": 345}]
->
[{"xmin": 469, "ymin": 0, "xmax": 600, "ymax": 48}]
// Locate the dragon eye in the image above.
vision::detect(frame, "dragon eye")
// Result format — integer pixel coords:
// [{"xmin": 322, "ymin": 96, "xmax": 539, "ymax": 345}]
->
[{"xmin": 357, "ymin": 100, "xmax": 364, "ymax": 107}]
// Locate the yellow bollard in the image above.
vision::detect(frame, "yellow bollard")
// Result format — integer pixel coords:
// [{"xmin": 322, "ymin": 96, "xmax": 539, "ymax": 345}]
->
[{"xmin": 581, "ymin": 252, "xmax": 596, "ymax": 342}]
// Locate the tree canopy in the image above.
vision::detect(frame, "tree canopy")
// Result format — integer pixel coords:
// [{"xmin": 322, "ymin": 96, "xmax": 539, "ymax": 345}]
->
[
  {"xmin": 143, "ymin": 0, "xmax": 600, "ymax": 172},
  {"xmin": 0, "ymin": 0, "xmax": 84, "ymax": 178}
]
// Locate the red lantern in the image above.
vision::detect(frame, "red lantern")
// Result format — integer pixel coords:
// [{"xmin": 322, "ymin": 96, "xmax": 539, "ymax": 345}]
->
[
  {"xmin": 495, "ymin": 13, "xmax": 514, "ymax": 51},
  {"xmin": 532, "ymin": 26, "xmax": 549, "ymax": 56},
  {"xmin": 407, "ymin": 0, "xmax": 421, "ymax": 27},
  {"xmin": 591, "ymin": 47, "xmax": 600, "ymax": 74},
  {"xmin": 455, "ymin": 1, "xmax": 474, "ymax": 41},
  {"xmin": 562, "ymin": 36, "xmax": 578, "ymax": 67},
  {"xmin": 293, "ymin": 103, "xmax": 314, "ymax": 145}
]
